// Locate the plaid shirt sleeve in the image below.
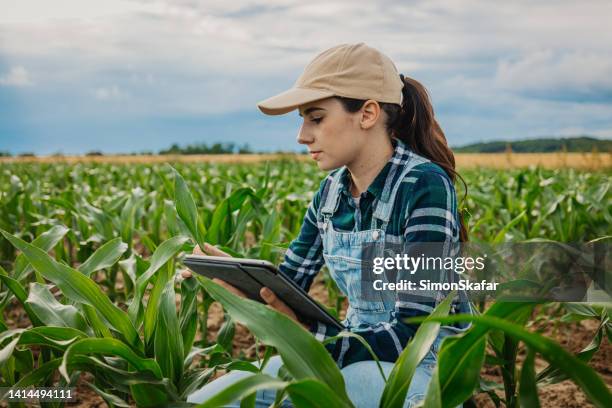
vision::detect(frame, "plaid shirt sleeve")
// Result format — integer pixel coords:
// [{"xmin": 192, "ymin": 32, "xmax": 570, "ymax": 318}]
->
[
  {"xmin": 278, "ymin": 187, "xmax": 325, "ymax": 292},
  {"xmin": 308, "ymin": 169, "xmax": 460, "ymax": 367}
]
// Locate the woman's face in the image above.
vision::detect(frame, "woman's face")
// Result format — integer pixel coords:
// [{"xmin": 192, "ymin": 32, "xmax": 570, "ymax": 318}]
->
[{"xmin": 297, "ymin": 97, "xmax": 365, "ymax": 171}]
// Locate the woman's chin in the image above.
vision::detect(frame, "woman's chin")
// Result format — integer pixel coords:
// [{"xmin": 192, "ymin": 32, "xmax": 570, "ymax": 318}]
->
[
  {"xmin": 316, "ymin": 161, "xmax": 335, "ymax": 171},
  {"xmin": 312, "ymin": 155, "xmax": 338, "ymax": 171}
]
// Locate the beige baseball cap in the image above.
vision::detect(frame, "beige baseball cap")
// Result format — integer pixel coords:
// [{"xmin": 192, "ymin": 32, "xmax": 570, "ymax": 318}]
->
[{"xmin": 257, "ymin": 42, "xmax": 403, "ymax": 115}]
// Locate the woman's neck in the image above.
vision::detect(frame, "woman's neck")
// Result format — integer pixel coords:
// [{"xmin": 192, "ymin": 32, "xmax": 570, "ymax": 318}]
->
[{"xmin": 347, "ymin": 137, "xmax": 394, "ymax": 197}]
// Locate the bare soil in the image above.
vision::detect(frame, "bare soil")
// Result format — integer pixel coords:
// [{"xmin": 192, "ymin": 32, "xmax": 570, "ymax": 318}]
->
[{"xmin": 461, "ymin": 313, "xmax": 611, "ymax": 407}]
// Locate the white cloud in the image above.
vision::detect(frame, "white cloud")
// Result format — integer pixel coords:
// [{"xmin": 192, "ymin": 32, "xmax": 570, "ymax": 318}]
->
[
  {"xmin": 0, "ymin": 0, "xmax": 143, "ymax": 23},
  {"xmin": 495, "ymin": 50, "xmax": 612, "ymax": 96},
  {"xmin": 0, "ymin": 66, "xmax": 33, "ymax": 86},
  {"xmin": 93, "ymin": 85, "xmax": 128, "ymax": 100},
  {"xmin": 0, "ymin": 0, "xmax": 611, "ymax": 145}
]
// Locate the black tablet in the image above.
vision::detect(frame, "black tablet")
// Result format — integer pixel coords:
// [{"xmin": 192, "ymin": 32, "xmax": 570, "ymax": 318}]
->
[{"xmin": 184, "ymin": 255, "xmax": 344, "ymax": 330}]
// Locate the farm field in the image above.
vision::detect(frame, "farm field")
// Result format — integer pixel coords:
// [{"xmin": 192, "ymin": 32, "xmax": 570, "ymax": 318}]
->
[
  {"xmin": 1, "ymin": 151, "xmax": 610, "ymax": 170},
  {"xmin": 0, "ymin": 160, "xmax": 610, "ymax": 407}
]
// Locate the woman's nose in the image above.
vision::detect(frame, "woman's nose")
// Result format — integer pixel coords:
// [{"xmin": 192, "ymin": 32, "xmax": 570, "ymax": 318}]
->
[{"xmin": 296, "ymin": 123, "xmax": 313, "ymax": 145}]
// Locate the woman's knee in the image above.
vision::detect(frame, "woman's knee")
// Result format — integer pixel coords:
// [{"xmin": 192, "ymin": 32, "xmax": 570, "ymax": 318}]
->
[
  {"xmin": 340, "ymin": 358, "xmax": 436, "ymax": 408},
  {"xmin": 186, "ymin": 355, "xmax": 285, "ymax": 405}
]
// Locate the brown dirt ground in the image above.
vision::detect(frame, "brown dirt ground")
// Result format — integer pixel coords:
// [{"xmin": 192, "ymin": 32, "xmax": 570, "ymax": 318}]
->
[
  {"xmin": 473, "ymin": 315, "xmax": 611, "ymax": 408},
  {"xmin": 2, "ymin": 276, "xmax": 610, "ymax": 407}
]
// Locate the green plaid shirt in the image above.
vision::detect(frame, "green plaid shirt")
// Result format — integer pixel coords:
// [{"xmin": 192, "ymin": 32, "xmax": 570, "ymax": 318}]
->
[{"xmin": 279, "ymin": 139, "xmax": 463, "ymax": 367}]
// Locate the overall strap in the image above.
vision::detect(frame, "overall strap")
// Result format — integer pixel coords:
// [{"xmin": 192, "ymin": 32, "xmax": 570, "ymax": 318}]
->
[
  {"xmin": 371, "ymin": 151, "xmax": 430, "ymax": 228},
  {"xmin": 319, "ymin": 167, "xmax": 347, "ymax": 222}
]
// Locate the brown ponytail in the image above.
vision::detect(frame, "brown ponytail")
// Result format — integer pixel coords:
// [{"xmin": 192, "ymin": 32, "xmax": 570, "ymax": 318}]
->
[{"xmin": 336, "ymin": 75, "xmax": 469, "ymax": 242}]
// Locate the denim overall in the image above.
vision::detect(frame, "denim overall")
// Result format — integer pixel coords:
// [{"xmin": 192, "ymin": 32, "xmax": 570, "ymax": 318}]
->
[
  {"xmin": 316, "ymin": 151, "xmax": 468, "ymax": 406},
  {"xmin": 319, "ymin": 151, "xmax": 431, "ymax": 332}
]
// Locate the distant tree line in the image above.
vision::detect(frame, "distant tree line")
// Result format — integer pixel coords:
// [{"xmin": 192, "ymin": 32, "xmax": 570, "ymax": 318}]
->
[
  {"xmin": 5, "ymin": 136, "xmax": 607, "ymax": 157},
  {"xmin": 158, "ymin": 142, "xmax": 253, "ymax": 155},
  {"xmin": 454, "ymin": 136, "xmax": 611, "ymax": 153}
]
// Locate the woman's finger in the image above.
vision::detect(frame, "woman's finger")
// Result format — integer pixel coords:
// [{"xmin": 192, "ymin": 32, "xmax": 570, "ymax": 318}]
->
[
  {"xmin": 181, "ymin": 269, "xmax": 193, "ymax": 279},
  {"xmin": 202, "ymin": 242, "xmax": 231, "ymax": 257},
  {"xmin": 192, "ymin": 245, "xmax": 205, "ymax": 255},
  {"xmin": 260, "ymin": 288, "xmax": 308, "ymax": 329},
  {"xmin": 260, "ymin": 287, "xmax": 294, "ymax": 317},
  {"xmin": 191, "ymin": 242, "xmax": 230, "ymax": 257}
]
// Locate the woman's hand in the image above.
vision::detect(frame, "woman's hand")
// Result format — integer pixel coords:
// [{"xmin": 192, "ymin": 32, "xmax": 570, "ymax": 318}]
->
[
  {"xmin": 260, "ymin": 287, "xmax": 308, "ymax": 330},
  {"xmin": 180, "ymin": 243, "xmax": 307, "ymax": 329},
  {"xmin": 181, "ymin": 243, "xmax": 231, "ymax": 279}
]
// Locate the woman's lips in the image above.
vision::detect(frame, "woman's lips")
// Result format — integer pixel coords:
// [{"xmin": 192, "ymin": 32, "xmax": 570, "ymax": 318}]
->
[{"xmin": 310, "ymin": 151, "xmax": 322, "ymax": 160}]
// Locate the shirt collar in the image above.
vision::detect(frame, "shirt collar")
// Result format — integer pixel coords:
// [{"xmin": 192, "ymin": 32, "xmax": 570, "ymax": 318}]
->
[{"xmin": 338, "ymin": 138, "xmax": 410, "ymax": 200}]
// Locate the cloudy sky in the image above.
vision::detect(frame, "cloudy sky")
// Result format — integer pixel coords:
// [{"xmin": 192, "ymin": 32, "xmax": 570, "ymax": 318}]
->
[{"xmin": 1, "ymin": 0, "xmax": 611, "ymax": 154}]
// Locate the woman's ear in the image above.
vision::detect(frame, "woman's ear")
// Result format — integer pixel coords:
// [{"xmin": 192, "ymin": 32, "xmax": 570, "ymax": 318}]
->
[{"xmin": 359, "ymin": 100, "xmax": 381, "ymax": 130}]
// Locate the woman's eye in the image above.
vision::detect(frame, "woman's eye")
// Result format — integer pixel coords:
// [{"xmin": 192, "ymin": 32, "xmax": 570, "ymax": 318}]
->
[{"xmin": 311, "ymin": 117, "xmax": 323, "ymax": 124}]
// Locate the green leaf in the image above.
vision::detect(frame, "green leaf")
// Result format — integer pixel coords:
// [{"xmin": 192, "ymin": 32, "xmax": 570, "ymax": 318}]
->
[
  {"xmin": 0, "ymin": 229, "xmax": 141, "ymax": 350},
  {"xmin": 286, "ymin": 379, "xmax": 354, "ymax": 408},
  {"xmin": 59, "ymin": 338, "xmax": 163, "ymax": 382},
  {"xmin": 195, "ymin": 373, "xmax": 288, "ymax": 408},
  {"xmin": 82, "ymin": 303, "xmax": 113, "ymax": 339},
  {"xmin": 208, "ymin": 188, "xmax": 253, "ymax": 246},
  {"xmin": 13, "ymin": 347, "xmax": 33, "ymax": 373},
  {"xmin": 1, "ymin": 326, "xmax": 87, "ymax": 368},
  {"xmin": 0, "ymin": 336, "xmax": 20, "ymax": 369},
  {"xmin": 70, "ymin": 353, "xmax": 174, "ymax": 407},
  {"xmin": 4, "ymin": 358, "xmax": 61, "ymax": 393},
  {"xmin": 196, "ymin": 276, "xmax": 353, "ymax": 406},
  {"xmin": 168, "ymin": 165, "xmax": 206, "ymax": 249},
  {"xmin": 78, "ymin": 237, "xmax": 128, "ymax": 276},
  {"xmin": 25, "ymin": 283, "xmax": 88, "ymax": 331},
  {"xmin": 379, "ymin": 291, "xmax": 455, "ymax": 408},
  {"xmin": 128, "ymin": 235, "xmax": 189, "ymax": 325},
  {"xmin": 322, "ymin": 331, "xmax": 386, "ymax": 382},
  {"xmin": 422, "ymin": 366, "xmax": 442, "ymax": 408},
  {"xmin": 207, "ymin": 199, "xmax": 231, "ymax": 245},
  {"xmin": 429, "ymin": 302, "xmax": 533, "ymax": 407},
  {"xmin": 0, "ymin": 274, "xmax": 44, "ymax": 326},
  {"xmin": 84, "ymin": 381, "xmax": 132, "ymax": 408},
  {"xmin": 135, "ymin": 235, "xmax": 189, "ymax": 296},
  {"xmin": 492, "ymin": 210, "xmax": 526, "ymax": 244},
  {"xmin": 179, "ymin": 367, "xmax": 216, "ymax": 399},
  {"xmin": 13, "ymin": 224, "xmax": 69, "ymax": 281},
  {"xmin": 217, "ymin": 314, "xmax": 236, "ymax": 352},
  {"xmin": 179, "ymin": 276, "xmax": 199, "ymax": 356},
  {"xmin": 519, "ymin": 348, "xmax": 540, "ymax": 408},
  {"xmin": 421, "ymin": 314, "xmax": 612, "ymax": 408},
  {"xmin": 240, "ymin": 391, "xmax": 256, "ymax": 408},
  {"xmin": 536, "ymin": 319, "xmax": 606, "ymax": 384},
  {"xmin": 154, "ymin": 280, "xmax": 184, "ymax": 385}
]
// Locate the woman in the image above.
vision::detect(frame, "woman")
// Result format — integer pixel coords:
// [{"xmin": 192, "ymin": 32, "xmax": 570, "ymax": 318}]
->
[{"xmin": 185, "ymin": 43, "xmax": 471, "ymax": 407}]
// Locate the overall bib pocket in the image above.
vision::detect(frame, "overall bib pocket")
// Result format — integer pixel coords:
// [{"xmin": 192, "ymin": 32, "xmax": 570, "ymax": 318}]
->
[{"xmin": 322, "ymin": 226, "xmax": 388, "ymax": 314}]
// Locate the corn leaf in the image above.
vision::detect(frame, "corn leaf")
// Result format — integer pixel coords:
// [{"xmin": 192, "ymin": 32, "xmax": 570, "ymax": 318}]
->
[
  {"xmin": 78, "ymin": 237, "xmax": 128, "ymax": 276},
  {"xmin": 0, "ymin": 229, "xmax": 142, "ymax": 350},
  {"xmin": 197, "ymin": 276, "xmax": 353, "ymax": 407},
  {"xmin": 519, "ymin": 348, "xmax": 540, "ymax": 408},
  {"xmin": 422, "ymin": 314, "xmax": 612, "ymax": 408},
  {"xmin": 379, "ymin": 291, "xmax": 456, "ymax": 408},
  {"xmin": 195, "ymin": 373, "xmax": 288, "ymax": 408}
]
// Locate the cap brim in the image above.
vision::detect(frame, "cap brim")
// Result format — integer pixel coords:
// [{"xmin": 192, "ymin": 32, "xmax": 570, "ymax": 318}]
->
[{"xmin": 257, "ymin": 87, "xmax": 335, "ymax": 115}]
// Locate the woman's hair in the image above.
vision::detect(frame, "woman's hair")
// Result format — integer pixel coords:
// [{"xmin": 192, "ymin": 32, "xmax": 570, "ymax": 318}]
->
[{"xmin": 336, "ymin": 75, "xmax": 469, "ymax": 242}]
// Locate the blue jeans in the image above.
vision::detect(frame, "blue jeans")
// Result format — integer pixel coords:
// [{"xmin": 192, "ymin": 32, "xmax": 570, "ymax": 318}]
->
[{"xmin": 186, "ymin": 329, "xmax": 452, "ymax": 408}]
